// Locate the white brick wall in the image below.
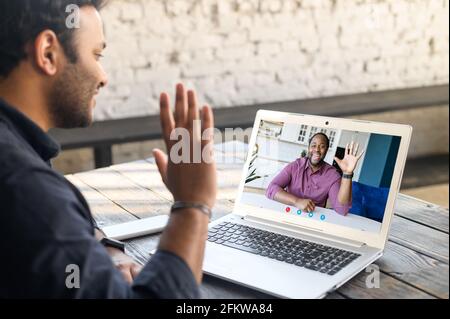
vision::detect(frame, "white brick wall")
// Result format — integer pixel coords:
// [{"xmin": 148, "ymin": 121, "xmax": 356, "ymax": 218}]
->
[{"xmin": 93, "ymin": 0, "xmax": 450, "ymax": 120}]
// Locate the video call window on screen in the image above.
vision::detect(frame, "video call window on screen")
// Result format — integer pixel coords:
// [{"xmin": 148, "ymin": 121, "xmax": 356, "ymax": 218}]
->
[{"xmin": 242, "ymin": 120, "xmax": 402, "ymax": 233}]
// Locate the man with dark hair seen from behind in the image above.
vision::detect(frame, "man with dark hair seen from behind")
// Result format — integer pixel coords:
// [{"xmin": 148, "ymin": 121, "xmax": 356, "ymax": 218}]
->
[{"xmin": 0, "ymin": 0, "xmax": 217, "ymax": 298}]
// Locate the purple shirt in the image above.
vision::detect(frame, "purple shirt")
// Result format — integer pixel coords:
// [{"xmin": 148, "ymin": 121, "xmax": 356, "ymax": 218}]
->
[{"xmin": 266, "ymin": 157, "xmax": 351, "ymax": 215}]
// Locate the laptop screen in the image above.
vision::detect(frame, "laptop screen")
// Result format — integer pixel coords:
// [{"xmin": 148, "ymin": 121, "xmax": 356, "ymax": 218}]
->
[{"xmin": 240, "ymin": 119, "xmax": 402, "ymax": 233}]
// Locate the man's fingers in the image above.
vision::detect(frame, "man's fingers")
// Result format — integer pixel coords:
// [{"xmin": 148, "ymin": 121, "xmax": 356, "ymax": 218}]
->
[
  {"xmin": 305, "ymin": 201, "xmax": 314, "ymax": 212},
  {"xmin": 159, "ymin": 93, "xmax": 175, "ymax": 148},
  {"xmin": 153, "ymin": 149, "xmax": 169, "ymax": 186},
  {"xmin": 174, "ymin": 83, "xmax": 187, "ymax": 127},
  {"xmin": 187, "ymin": 90, "xmax": 200, "ymax": 130},
  {"xmin": 201, "ymin": 105, "xmax": 214, "ymax": 132},
  {"xmin": 201, "ymin": 105, "xmax": 215, "ymax": 147},
  {"xmin": 187, "ymin": 90, "xmax": 201, "ymax": 164},
  {"xmin": 131, "ymin": 264, "xmax": 143, "ymax": 278},
  {"xmin": 354, "ymin": 143, "xmax": 359, "ymax": 156},
  {"xmin": 334, "ymin": 157, "xmax": 341, "ymax": 165},
  {"xmin": 309, "ymin": 201, "xmax": 315, "ymax": 211},
  {"xmin": 345, "ymin": 143, "xmax": 349, "ymax": 155},
  {"xmin": 118, "ymin": 265, "xmax": 133, "ymax": 284}
]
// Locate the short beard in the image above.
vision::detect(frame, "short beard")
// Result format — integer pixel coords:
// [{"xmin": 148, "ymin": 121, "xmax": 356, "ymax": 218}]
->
[
  {"xmin": 308, "ymin": 155, "xmax": 324, "ymax": 167},
  {"xmin": 49, "ymin": 62, "xmax": 96, "ymax": 129}
]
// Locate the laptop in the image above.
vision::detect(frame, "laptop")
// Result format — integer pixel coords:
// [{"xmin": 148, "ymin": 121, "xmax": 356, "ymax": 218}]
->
[{"xmin": 203, "ymin": 110, "xmax": 412, "ymax": 299}]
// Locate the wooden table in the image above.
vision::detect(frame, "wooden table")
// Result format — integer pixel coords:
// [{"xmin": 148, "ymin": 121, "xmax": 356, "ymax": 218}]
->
[{"xmin": 66, "ymin": 141, "xmax": 449, "ymax": 299}]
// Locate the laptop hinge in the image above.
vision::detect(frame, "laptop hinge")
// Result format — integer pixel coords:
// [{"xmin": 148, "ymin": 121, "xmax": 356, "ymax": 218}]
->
[{"xmin": 243, "ymin": 214, "xmax": 365, "ymax": 248}]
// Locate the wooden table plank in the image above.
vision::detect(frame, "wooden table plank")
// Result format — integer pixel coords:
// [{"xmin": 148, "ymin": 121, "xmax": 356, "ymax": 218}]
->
[
  {"xmin": 75, "ymin": 167, "xmax": 170, "ymax": 219},
  {"xmin": 378, "ymin": 241, "xmax": 449, "ymax": 299},
  {"xmin": 66, "ymin": 174, "xmax": 138, "ymax": 227},
  {"xmin": 389, "ymin": 215, "xmax": 449, "ymax": 263},
  {"xmin": 111, "ymin": 159, "xmax": 174, "ymax": 201},
  {"xmin": 338, "ymin": 271, "xmax": 435, "ymax": 299},
  {"xmin": 395, "ymin": 194, "xmax": 449, "ymax": 234}
]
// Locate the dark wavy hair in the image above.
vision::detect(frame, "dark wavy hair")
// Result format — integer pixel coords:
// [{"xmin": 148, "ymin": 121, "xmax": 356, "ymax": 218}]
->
[{"xmin": 0, "ymin": 0, "xmax": 107, "ymax": 77}]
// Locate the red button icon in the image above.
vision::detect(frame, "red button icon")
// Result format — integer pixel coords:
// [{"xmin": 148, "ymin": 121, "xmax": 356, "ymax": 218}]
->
[{"xmin": 285, "ymin": 207, "xmax": 291, "ymax": 213}]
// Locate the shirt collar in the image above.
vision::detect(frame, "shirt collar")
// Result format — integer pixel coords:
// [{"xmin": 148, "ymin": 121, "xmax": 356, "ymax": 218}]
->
[
  {"xmin": 305, "ymin": 157, "xmax": 326, "ymax": 175},
  {"xmin": 0, "ymin": 98, "xmax": 60, "ymax": 163}
]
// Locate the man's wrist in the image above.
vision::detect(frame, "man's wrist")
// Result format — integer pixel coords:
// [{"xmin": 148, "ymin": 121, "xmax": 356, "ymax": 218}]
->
[
  {"xmin": 105, "ymin": 245, "xmax": 126, "ymax": 256},
  {"xmin": 171, "ymin": 201, "xmax": 212, "ymax": 219},
  {"xmin": 342, "ymin": 172, "xmax": 354, "ymax": 179}
]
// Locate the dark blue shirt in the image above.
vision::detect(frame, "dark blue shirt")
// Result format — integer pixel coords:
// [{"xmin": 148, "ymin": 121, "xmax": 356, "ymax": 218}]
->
[{"xmin": 0, "ymin": 99, "xmax": 199, "ymax": 298}]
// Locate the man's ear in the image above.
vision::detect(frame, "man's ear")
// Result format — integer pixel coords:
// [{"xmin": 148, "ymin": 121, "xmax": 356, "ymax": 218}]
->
[{"xmin": 32, "ymin": 30, "xmax": 62, "ymax": 76}]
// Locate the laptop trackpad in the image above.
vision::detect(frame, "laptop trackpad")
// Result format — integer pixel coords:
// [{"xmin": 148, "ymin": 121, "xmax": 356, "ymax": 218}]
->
[{"xmin": 203, "ymin": 242, "xmax": 334, "ymax": 299}]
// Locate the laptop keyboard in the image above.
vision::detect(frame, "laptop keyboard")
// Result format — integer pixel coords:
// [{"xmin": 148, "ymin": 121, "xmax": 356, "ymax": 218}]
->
[{"xmin": 208, "ymin": 222, "xmax": 361, "ymax": 276}]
